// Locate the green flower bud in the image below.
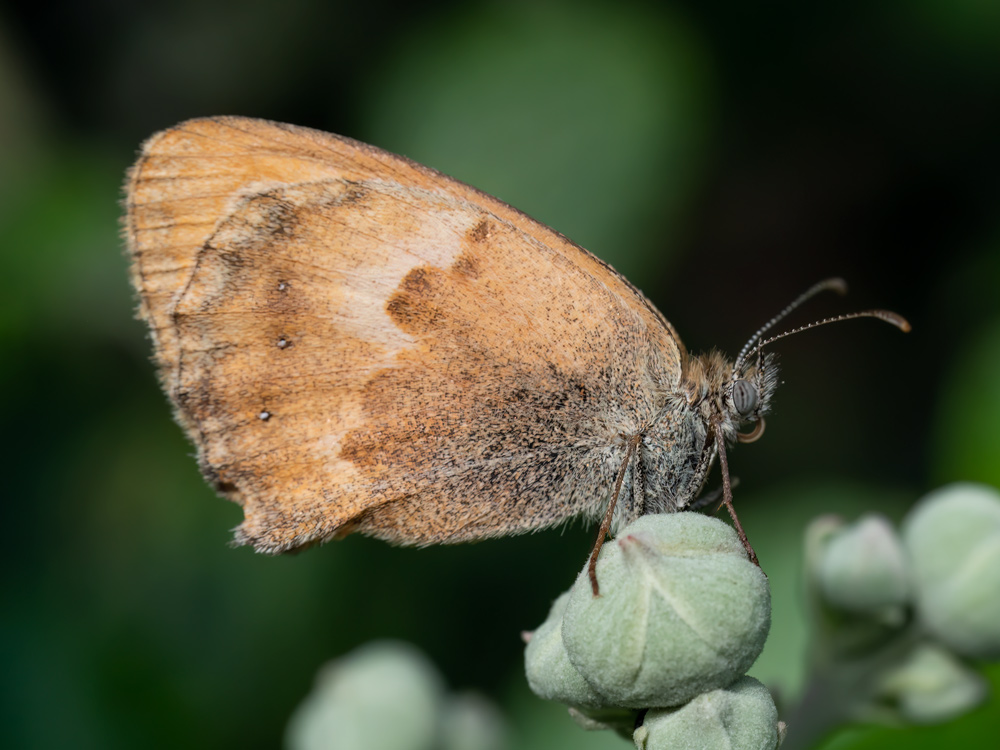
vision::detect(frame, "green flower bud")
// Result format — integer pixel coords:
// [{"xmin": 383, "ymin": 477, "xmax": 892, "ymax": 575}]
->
[
  {"xmin": 902, "ymin": 483, "xmax": 1000, "ymax": 658},
  {"xmin": 524, "ymin": 592, "xmax": 605, "ymax": 708},
  {"xmin": 634, "ymin": 676, "xmax": 780, "ymax": 750},
  {"xmin": 286, "ymin": 641, "xmax": 444, "ymax": 750},
  {"xmin": 817, "ymin": 514, "xmax": 911, "ymax": 616},
  {"xmin": 875, "ymin": 643, "xmax": 987, "ymax": 724},
  {"xmin": 562, "ymin": 513, "xmax": 771, "ymax": 708}
]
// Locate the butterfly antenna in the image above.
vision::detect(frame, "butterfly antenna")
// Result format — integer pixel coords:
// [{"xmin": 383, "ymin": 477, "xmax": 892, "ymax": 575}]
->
[
  {"xmin": 754, "ymin": 309, "xmax": 911, "ymax": 352},
  {"xmin": 733, "ymin": 278, "xmax": 848, "ymax": 373}
]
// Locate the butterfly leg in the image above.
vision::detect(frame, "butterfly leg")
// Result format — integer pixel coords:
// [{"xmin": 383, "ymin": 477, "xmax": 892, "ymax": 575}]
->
[
  {"xmin": 712, "ymin": 423, "xmax": 760, "ymax": 567},
  {"xmin": 587, "ymin": 433, "xmax": 642, "ymax": 596}
]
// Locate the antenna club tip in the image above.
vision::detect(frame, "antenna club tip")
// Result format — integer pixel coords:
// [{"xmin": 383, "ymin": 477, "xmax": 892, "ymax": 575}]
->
[
  {"xmin": 879, "ymin": 310, "xmax": 912, "ymax": 332},
  {"xmin": 827, "ymin": 278, "xmax": 849, "ymax": 295}
]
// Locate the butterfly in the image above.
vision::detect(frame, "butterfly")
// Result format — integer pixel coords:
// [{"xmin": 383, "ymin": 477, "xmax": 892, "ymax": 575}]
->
[{"xmin": 124, "ymin": 116, "xmax": 908, "ymax": 592}]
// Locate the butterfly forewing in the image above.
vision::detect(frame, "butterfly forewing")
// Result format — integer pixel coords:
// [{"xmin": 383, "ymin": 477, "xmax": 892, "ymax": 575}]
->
[{"xmin": 125, "ymin": 116, "xmax": 684, "ymax": 552}]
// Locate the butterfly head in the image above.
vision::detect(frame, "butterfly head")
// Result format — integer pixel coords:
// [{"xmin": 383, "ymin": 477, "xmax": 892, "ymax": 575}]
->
[
  {"xmin": 725, "ymin": 350, "xmax": 778, "ymax": 444},
  {"xmin": 679, "ymin": 349, "xmax": 775, "ymax": 446}
]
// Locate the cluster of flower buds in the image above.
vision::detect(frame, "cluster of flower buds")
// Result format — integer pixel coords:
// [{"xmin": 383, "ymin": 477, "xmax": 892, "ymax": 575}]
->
[
  {"xmin": 524, "ymin": 512, "xmax": 782, "ymax": 749},
  {"xmin": 808, "ymin": 482, "xmax": 1000, "ymax": 726}
]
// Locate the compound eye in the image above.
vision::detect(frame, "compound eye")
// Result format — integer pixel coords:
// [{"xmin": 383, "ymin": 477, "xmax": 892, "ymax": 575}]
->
[{"xmin": 732, "ymin": 379, "xmax": 759, "ymax": 418}]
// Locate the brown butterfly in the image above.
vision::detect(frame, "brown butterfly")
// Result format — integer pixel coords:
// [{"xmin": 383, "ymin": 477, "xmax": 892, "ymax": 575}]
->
[{"xmin": 124, "ymin": 117, "xmax": 908, "ymax": 592}]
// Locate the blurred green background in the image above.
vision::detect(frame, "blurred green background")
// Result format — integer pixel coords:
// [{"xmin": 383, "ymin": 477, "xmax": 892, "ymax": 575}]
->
[{"xmin": 2, "ymin": 0, "xmax": 999, "ymax": 747}]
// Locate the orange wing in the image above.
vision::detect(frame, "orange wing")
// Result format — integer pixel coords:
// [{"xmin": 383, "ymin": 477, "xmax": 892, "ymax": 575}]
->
[{"xmin": 125, "ymin": 116, "xmax": 685, "ymax": 552}]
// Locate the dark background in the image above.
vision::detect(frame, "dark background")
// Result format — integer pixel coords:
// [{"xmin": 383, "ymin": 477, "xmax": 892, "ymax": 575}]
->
[{"xmin": 2, "ymin": 1, "xmax": 999, "ymax": 748}]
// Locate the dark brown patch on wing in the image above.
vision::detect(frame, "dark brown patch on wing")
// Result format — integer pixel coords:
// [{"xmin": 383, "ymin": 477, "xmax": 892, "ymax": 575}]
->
[
  {"xmin": 386, "ymin": 267, "xmax": 447, "ymax": 333},
  {"xmin": 469, "ymin": 218, "xmax": 492, "ymax": 243}
]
